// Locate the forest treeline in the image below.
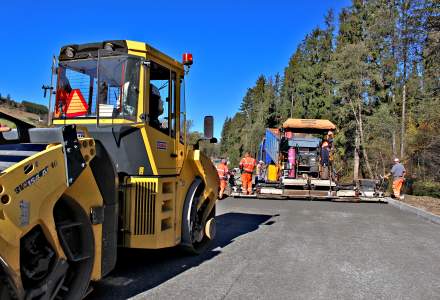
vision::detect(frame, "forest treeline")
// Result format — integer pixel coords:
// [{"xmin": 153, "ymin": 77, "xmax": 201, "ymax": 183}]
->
[
  {"xmin": 220, "ymin": 0, "xmax": 439, "ymax": 184},
  {"xmin": 0, "ymin": 94, "xmax": 49, "ymax": 116}
]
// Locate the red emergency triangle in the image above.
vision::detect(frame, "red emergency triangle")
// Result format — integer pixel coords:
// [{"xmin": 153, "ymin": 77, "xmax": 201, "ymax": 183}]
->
[{"xmin": 65, "ymin": 89, "xmax": 88, "ymax": 117}]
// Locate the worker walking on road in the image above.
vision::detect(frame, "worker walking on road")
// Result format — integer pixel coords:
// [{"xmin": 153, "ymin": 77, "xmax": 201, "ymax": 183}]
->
[
  {"xmin": 385, "ymin": 158, "xmax": 406, "ymax": 199},
  {"xmin": 239, "ymin": 152, "xmax": 256, "ymax": 195},
  {"xmin": 217, "ymin": 159, "xmax": 229, "ymax": 199}
]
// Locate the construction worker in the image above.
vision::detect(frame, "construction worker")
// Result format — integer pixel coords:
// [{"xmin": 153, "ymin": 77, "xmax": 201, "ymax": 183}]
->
[
  {"xmin": 385, "ymin": 158, "xmax": 406, "ymax": 199},
  {"xmin": 320, "ymin": 139, "xmax": 331, "ymax": 179},
  {"xmin": 327, "ymin": 131, "xmax": 334, "ymax": 146},
  {"xmin": 321, "ymin": 140, "xmax": 330, "ymax": 165},
  {"xmin": 239, "ymin": 152, "xmax": 256, "ymax": 195},
  {"xmin": 327, "ymin": 131, "xmax": 335, "ymax": 179},
  {"xmin": 327, "ymin": 131, "xmax": 335, "ymax": 157},
  {"xmin": 217, "ymin": 159, "xmax": 229, "ymax": 199},
  {"xmin": 256, "ymin": 160, "xmax": 265, "ymax": 184}
]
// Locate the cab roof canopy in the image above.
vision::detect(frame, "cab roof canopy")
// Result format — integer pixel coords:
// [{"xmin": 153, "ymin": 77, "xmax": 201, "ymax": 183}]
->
[
  {"xmin": 59, "ymin": 39, "xmax": 184, "ymax": 73},
  {"xmin": 282, "ymin": 118, "xmax": 336, "ymax": 134}
]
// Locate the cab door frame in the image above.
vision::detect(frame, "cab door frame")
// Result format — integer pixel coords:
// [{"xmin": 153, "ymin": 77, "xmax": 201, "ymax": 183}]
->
[{"xmin": 141, "ymin": 56, "xmax": 181, "ymax": 175}]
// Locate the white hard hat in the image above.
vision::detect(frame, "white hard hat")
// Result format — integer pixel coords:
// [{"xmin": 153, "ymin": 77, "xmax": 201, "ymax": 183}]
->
[{"xmin": 393, "ymin": 157, "xmax": 400, "ymax": 162}]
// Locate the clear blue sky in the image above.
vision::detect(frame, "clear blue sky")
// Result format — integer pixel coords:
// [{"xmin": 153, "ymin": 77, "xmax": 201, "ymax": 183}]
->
[{"xmin": 0, "ymin": 0, "xmax": 350, "ymax": 137}]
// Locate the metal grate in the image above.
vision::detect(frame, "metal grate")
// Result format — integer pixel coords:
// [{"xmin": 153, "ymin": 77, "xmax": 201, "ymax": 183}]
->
[{"xmin": 133, "ymin": 182, "xmax": 156, "ymax": 235}]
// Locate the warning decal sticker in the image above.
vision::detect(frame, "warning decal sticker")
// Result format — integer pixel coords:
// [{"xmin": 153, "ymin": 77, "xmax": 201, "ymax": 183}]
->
[
  {"xmin": 157, "ymin": 141, "xmax": 168, "ymax": 151},
  {"xmin": 65, "ymin": 89, "xmax": 89, "ymax": 117}
]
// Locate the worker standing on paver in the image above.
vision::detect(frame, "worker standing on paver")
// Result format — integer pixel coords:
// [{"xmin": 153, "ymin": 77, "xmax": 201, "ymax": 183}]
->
[
  {"xmin": 256, "ymin": 160, "xmax": 265, "ymax": 184},
  {"xmin": 385, "ymin": 158, "xmax": 406, "ymax": 199},
  {"xmin": 327, "ymin": 131, "xmax": 335, "ymax": 160},
  {"xmin": 239, "ymin": 152, "xmax": 257, "ymax": 195},
  {"xmin": 321, "ymin": 139, "xmax": 330, "ymax": 179},
  {"xmin": 217, "ymin": 159, "xmax": 229, "ymax": 199}
]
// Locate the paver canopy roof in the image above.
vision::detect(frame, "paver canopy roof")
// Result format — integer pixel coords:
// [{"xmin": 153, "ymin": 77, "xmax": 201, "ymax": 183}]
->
[{"xmin": 282, "ymin": 118, "xmax": 336, "ymax": 131}]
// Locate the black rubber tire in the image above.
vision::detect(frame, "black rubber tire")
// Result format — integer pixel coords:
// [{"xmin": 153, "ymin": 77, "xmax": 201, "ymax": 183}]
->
[
  {"xmin": 0, "ymin": 273, "xmax": 17, "ymax": 300},
  {"xmin": 53, "ymin": 197, "xmax": 95, "ymax": 300},
  {"xmin": 182, "ymin": 201, "xmax": 216, "ymax": 255}
]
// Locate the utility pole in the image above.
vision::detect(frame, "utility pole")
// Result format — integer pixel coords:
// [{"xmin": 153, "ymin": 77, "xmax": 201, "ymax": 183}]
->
[{"xmin": 47, "ymin": 55, "xmax": 57, "ymax": 126}]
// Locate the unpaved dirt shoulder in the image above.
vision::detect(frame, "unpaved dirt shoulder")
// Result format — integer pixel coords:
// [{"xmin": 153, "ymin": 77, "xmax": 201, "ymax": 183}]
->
[{"xmin": 400, "ymin": 195, "xmax": 440, "ymax": 216}]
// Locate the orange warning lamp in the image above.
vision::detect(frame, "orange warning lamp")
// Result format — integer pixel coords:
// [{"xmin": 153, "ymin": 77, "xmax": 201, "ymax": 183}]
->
[{"xmin": 182, "ymin": 53, "xmax": 193, "ymax": 66}]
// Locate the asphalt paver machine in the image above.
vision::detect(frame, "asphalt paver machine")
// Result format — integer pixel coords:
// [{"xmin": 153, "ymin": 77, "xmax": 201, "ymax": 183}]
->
[{"xmin": 253, "ymin": 118, "xmax": 385, "ymax": 200}]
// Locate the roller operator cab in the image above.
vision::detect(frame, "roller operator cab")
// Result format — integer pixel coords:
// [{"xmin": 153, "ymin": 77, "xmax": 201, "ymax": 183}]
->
[{"xmin": 0, "ymin": 40, "xmax": 218, "ymax": 300}]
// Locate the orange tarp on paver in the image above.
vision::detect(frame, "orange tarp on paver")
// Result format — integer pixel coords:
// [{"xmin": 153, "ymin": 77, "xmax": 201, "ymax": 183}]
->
[{"xmin": 282, "ymin": 118, "xmax": 336, "ymax": 130}]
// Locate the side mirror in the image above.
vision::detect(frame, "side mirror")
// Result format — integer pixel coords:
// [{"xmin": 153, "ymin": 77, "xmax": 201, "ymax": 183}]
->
[{"xmin": 204, "ymin": 116, "xmax": 214, "ymax": 139}]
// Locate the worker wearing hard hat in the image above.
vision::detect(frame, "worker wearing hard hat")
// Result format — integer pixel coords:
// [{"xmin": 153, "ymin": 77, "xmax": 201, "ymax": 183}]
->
[
  {"xmin": 327, "ymin": 131, "xmax": 334, "ymax": 148},
  {"xmin": 217, "ymin": 159, "xmax": 229, "ymax": 199},
  {"xmin": 385, "ymin": 158, "xmax": 406, "ymax": 199},
  {"xmin": 320, "ymin": 139, "xmax": 330, "ymax": 179},
  {"xmin": 239, "ymin": 152, "xmax": 257, "ymax": 195}
]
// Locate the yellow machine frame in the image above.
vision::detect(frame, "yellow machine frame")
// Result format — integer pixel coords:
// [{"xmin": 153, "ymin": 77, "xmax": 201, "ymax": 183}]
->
[{"xmin": 0, "ymin": 40, "xmax": 218, "ymax": 299}]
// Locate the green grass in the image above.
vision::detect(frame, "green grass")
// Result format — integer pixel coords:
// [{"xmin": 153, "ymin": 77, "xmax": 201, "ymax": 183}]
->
[
  {"xmin": 0, "ymin": 118, "xmax": 17, "ymax": 128},
  {"xmin": 412, "ymin": 180, "xmax": 440, "ymax": 198}
]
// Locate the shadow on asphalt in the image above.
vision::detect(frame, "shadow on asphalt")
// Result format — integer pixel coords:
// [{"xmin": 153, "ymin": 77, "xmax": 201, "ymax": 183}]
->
[{"xmin": 87, "ymin": 212, "xmax": 274, "ymax": 300}]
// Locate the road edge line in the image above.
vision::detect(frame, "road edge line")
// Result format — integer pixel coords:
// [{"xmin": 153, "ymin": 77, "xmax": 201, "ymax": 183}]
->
[{"xmin": 386, "ymin": 197, "xmax": 440, "ymax": 225}]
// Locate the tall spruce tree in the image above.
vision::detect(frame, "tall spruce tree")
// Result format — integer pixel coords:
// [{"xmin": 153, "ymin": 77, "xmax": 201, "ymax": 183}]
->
[{"xmin": 220, "ymin": 0, "xmax": 439, "ymax": 183}]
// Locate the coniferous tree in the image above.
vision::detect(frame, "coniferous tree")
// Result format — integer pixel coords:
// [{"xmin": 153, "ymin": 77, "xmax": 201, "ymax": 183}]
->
[{"xmin": 220, "ymin": 0, "xmax": 439, "ymax": 184}]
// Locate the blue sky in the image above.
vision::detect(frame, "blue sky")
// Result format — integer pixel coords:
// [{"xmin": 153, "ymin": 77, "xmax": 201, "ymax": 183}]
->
[{"xmin": 0, "ymin": 0, "xmax": 350, "ymax": 137}]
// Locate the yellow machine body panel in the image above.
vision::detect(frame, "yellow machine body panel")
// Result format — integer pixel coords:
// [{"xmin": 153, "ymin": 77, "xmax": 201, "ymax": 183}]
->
[
  {"xmin": 0, "ymin": 136, "xmax": 103, "ymax": 293},
  {"xmin": 62, "ymin": 166, "xmax": 104, "ymax": 280},
  {"xmin": 122, "ymin": 148, "xmax": 219, "ymax": 249},
  {"xmin": 0, "ymin": 39, "xmax": 219, "ymax": 299},
  {"xmin": 267, "ymin": 164, "xmax": 279, "ymax": 182},
  {"xmin": 122, "ymin": 176, "xmax": 177, "ymax": 248}
]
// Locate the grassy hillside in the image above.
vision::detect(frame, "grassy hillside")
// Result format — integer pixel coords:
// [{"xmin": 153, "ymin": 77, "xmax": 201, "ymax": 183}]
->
[{"xmin": 0, "ymin": 95, "xmax": 47, "ymax": 127}]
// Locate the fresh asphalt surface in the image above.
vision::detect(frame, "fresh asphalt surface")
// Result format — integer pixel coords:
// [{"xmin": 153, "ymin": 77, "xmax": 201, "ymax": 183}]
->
[{"xmin": 87, "ymin": 197, "xmax": 440, "ymax": 300}]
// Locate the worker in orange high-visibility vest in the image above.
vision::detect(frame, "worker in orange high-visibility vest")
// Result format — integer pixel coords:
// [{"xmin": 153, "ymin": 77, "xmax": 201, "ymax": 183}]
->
[
  {"xmin": 217, "ymin": 159, "xmax": 229, "ymax": 199},
  {"xmin": 239, "ymin": 152, "xmax": 257, "ymax": 195}
]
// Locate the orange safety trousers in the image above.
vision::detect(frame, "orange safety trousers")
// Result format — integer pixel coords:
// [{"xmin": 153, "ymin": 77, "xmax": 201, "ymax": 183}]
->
[
  {"xmin": 392, "ymin": 178, "xmax": 404, "ymax": 198},
  {"xmin": 241, "ymin": 173, "xmax": 252, "ymax": 194},
  {"xmin": 219, "ymin": 179, "xmax": 227, "ymax": 198}
]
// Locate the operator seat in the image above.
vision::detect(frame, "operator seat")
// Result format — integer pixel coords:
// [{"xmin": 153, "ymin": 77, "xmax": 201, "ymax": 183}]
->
[{"xmin": 149, "ymin": 84, "xmax": 164, "ymax": 131}]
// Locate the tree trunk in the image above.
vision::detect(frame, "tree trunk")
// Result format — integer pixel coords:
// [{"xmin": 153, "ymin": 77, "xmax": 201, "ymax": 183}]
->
[
  {"xmin": 391, "ymin": 94, "xmax": 397, "ymax": 156},
  {"xmin": 354, "ymin": 130, "xmax": 360, "ymax": 181},
  {"xmin": 400, "ymin": 83, "xmax": 406, "ymax": 158},
  {"xmin": 357, "ymin": 101, "xmax": 373, "ymax": 178},
  {"xmin": 392, "ymin": 130, "xmax": 397, "ymax": 157},
  {"xmin": 380, "ymin": 151, "xmax": 386, "ymax": 176}
]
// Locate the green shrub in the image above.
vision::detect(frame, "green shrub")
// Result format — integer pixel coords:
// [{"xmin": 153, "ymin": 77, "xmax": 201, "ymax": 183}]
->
[{"xmin": 412, "ymin": 181, "xmax": 440, "ymax": 198}]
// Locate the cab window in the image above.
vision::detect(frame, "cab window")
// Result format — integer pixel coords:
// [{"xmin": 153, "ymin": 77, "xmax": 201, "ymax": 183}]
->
[
  {"xmin": 55, "ymin": 56, "xmax": 140, "ymax": 121},
  {"xmin": 149, "ymin": 62, "xmax": 176, "ymax": 136},
  {"xmin": 0, "ymin": 118, "xmax": 18, "ymax": 142}
]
